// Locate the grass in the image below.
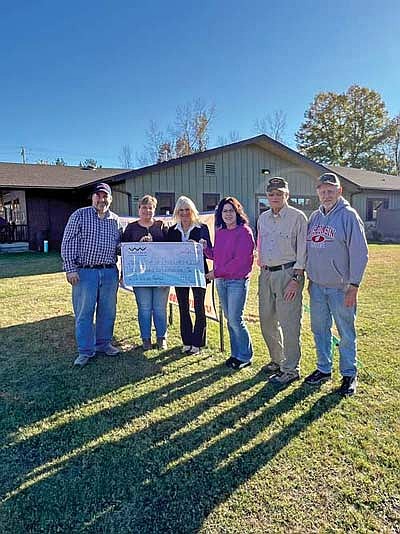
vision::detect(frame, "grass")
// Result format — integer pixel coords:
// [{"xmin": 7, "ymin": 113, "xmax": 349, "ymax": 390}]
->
[{"xmin": 0, "ymin": 246, "xmax": 399, "ymax": 533}]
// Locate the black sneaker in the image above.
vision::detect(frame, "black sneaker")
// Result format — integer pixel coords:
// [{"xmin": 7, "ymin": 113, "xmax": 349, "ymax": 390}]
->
[
  {"xmin": 269, "ymin": 371, "xmax": 300, "ymax": 385},
  {"xmin": 304, "ymin": 369, "xmax": 332, "ymax": 385},
  {"xmin": 263, "ymin": 361, "xmax": 281, "ymax": 374},
  {"xmin": 225, "ymin": 357, "xmax": 251, "ymax": 370},
  {"xmin": 340, "ymin": 375, "xmax": 357, "ymax": 396}
]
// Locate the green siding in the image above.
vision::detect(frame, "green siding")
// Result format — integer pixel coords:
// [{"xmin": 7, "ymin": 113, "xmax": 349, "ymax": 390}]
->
[{"xmin": 121, "ymin": 143, "xmax": 360, "ymax": 223}]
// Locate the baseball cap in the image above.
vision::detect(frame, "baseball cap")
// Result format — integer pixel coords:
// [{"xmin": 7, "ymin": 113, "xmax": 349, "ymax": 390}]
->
[
  {"xmin": 92, "ymin": 182, "xmax": 112, "ymax": 195},
  {"xmin": 317, "ymin": 173, "xmax": 341, "ymax": 188},
  {"xmin": 266, "ymin": 177, "xmax": 289, "ymax": 193}
]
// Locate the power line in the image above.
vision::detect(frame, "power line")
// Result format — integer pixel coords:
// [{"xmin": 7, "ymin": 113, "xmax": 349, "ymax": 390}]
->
[{"xmin": 0, "ymin": 144, "xmax": 121, "ymax": 166}]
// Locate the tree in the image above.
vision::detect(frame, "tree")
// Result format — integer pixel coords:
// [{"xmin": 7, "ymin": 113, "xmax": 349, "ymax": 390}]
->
[
  {"xmin": 144, "ymin": 120, "xmax": 170, "ymax": 164},
  {"xmin": 143, "ymin": 99, "xmax": 215, "ymax": 164},
  {"xmin": 54, "ymin": 157, "xmax": 66, "ymax": 166},
  {"xmin": 296, "ymin": 85, "xmax": 393, "ymax": 173},
  {"xmin": 387, "ymin": 115, "xmax": 400, "ymax": 175},
  {"xmin": 118, "ymin": 145, "xmax": 133, "ymax": 168},
  {"xmin": 157, "ymin": 142, "xmax": 173, "ymax": 163},
  {"xmin": 254, "ymin": 110, "xmax": 287, "ymax": 143},
  {"xmin": 216, "ymin": 130, "xmax": 241, "ymax": 146},
  {"xmin": 173, "ymin": 99, "xmax": 215, "ymax": 154}
]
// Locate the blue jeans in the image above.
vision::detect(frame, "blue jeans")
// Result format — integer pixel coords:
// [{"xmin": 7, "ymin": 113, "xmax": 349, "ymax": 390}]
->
[
  {"xmin": 133, "ymin": 286, "xmax": 170, "ymax": 340},
  {"xmin": 216, "ymin": 278, "xmax": 253, "ymax": 363},
  {"xmin": 309, "ymin": 282, "xmax": 357, "ymax": 377},
  {"xmin": 72, "ymin": 267, "xmax": 119, "ymax": 356}
]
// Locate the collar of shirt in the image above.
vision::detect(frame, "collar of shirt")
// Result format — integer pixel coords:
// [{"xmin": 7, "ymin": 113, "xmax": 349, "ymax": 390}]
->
[
  {"xmin": 176, "ymin": 222, "xmax": 200, "ymax": 241},
  {"xmin": 91, "ymin": 206, "xmax": 112, "ymax": 219},
  {"xmin": 266, "ymin": 204, "xmax": 289, "ymax": 220}
]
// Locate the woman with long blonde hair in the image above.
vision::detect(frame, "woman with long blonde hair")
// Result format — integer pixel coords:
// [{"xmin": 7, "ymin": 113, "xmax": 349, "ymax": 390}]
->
[{"xmin": 167, "ymin": 196, "xmax": 212, "ymax": 354}]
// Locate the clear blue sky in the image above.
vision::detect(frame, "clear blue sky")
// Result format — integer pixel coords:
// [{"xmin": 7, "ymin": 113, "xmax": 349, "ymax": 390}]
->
[{"xmin": 1, "ymin": 0, "xmax": 399, "ymax": 168}]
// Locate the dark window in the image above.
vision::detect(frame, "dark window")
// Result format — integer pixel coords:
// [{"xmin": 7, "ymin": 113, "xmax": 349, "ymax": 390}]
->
[
  {"xmin": 256, "ymin": 196, "xmax": 270, "ymax": 216},
  {"xmin": 289, "ymin": 196, "xmax": 319, "ymax": 211},
  {"xmin": 203, "ymin": 193, "xmax": 220, "ymax": 212},
  {"xmin": 131, "ymin": 196, "xmax": 140, "ymax": 215},
  {"xmin": 155, "ymin": 192, "xmax": 175, "ymax": 215},
  {"xmin": 366, "ymin": 198, "xmax": 389, "ymax": 221}
]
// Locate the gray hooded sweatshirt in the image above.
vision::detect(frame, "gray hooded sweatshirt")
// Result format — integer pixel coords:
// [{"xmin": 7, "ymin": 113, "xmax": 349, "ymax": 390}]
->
[{"xmin": 306, "ymin": 197, "xmax": 368, "ymax": 288}]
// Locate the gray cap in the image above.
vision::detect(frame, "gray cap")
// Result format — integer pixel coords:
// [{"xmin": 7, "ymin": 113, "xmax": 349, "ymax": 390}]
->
[
  {"xmin": 317, "ymin": 173, "xmax": 341, "ymax": 188},
  {"xmin": 266, "ymin": 177, "xmax": 289, "ymax": 192}
]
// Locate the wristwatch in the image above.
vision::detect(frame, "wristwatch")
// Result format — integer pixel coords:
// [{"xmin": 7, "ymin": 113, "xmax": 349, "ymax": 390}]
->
[{"xmin": 291, "ymin": 273, "xmax": 303, "ymax": 283}]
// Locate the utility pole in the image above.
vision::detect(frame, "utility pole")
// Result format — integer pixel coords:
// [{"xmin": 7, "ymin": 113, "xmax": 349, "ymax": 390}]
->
[{"xmin": 20, "ymin": 146, "xmax": 26, "ymax": 164}]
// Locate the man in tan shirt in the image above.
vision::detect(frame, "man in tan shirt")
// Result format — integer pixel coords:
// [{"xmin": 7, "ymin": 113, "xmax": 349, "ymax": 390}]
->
[{"xmin": 257, "ymin": 177, "xmax": 307, "ymax": 385}]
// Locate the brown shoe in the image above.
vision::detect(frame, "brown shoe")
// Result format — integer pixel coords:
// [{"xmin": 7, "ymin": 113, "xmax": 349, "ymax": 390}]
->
[{"xmin": 157, "ymin": 337, "xmax": 167, "ymax": 350}]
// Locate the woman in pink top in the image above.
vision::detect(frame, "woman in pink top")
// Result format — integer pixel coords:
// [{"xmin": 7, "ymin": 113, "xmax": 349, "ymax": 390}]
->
[{"xmin": 202, "ymin": 197, "xmax": 255, "ymax": 369}]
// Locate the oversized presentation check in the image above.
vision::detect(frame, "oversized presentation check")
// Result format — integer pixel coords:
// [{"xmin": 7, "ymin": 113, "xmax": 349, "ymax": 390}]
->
[{"xmin": 121, "ymin": 242, "xmax": 206, "ymax": 288}]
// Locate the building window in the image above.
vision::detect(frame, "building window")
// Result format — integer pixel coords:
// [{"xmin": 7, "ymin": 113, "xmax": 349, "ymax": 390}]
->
[
  {"xmin": 204, "ymin": 162, "xmax": 216, "ymax": 176},
  {"xmin": 203, "ymin": 193, "xmax": 220, "ymax": 212},
  {"xmin": 256, "ymin": 196, "xmax": 270, "ymax": 216},
  {"xmin": 289, "ymin": 196, "xmax": 319, "ymax": 211},
  {"xmin": 366, "ymin": 198, "xmax": 389, "ymax": 221},
  {"xmin": 130, "ymin": 196, "xmax": 140, "ymax": 215},
  {"xmin": 155, "ymin": 192, "xmax": 175, "ymax": 215}
]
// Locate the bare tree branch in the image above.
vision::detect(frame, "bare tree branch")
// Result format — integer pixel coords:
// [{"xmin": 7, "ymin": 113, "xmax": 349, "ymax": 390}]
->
[
  {"xmin": 254, "ymin": 110, "xmax": 287, "ymax": 142},
  {"xmin": 118, "ymin": 144, "xmax": 133, "ymax": 168}
]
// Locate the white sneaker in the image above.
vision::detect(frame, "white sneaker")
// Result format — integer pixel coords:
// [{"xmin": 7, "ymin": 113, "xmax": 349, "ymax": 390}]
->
[
  {"xmin": 74, "ymin": 354, "xmax": 91, "ymax": 367},
  {"xmin": 181, "ymin": 345, "xmax": 191, "ymax": 353},
  {"xmin": 189, "ymin": 346, "xmax": 200, "ymax": 354}
]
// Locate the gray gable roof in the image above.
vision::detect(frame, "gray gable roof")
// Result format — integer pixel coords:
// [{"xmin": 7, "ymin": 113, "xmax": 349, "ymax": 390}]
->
[{"xmin": 328, "ymin": 165, "xmax": 400, "ymax": 191}]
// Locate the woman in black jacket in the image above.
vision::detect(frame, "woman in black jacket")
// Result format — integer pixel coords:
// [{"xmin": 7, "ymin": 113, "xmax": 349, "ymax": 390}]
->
[{"xmin": 167, "ymin": 196, "xmax": 212, "ymax": 354}]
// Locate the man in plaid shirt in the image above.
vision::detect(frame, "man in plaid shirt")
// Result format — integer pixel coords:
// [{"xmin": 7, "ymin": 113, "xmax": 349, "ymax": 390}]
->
[{"xmin": 61, "ymin": 183, "xmax": 123, "ymax": 367}]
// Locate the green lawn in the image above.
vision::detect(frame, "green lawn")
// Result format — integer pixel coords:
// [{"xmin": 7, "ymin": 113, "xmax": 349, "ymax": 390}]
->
[{"xmin": 0, "ymin": 247, "xmax": 399, "ymax": 533}]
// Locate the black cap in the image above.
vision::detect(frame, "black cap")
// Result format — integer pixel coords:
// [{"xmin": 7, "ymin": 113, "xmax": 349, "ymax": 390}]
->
[
  {"xmin": 92, "ymin": 182, "xmax": 112, "ymax": 195},
  {"xmin": 266, "ymin": 177, "xmax": 289, "ymax": 192},
  {"xmin": 317, "ymin": 173, "xmax": 341, "ymax": 188}
]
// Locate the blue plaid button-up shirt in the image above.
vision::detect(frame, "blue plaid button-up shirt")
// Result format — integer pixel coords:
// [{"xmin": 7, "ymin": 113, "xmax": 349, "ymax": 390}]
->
[{"xmin": 61, "ymin": 206, "xmax": 123, "ymax": 273}]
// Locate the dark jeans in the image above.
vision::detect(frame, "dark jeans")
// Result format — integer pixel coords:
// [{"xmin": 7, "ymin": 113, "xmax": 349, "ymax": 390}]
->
[{"xmin": 175, "ymin": 286, "xmax": 206, "ymax": 347}]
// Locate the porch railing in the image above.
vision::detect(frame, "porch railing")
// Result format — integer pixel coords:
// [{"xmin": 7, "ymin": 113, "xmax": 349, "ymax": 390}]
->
[{"xmin": 0, "ymin": 224, "xmax": 29, "ymax": 244}]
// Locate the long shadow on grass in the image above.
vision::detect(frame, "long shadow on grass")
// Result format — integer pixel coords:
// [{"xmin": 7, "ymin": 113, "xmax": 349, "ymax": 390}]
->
[
  {"xmin": 86, "ymin": 387, "xmax": 342, "ymax": 534},
  {"xmin": 1, "ymin": 365, "xmax": 227, "ymax": 486},
  {"xmin": 1, "ymin": 317, "xmax": 238, "ymax": 507},
  {"xmin": 0, "ymin": 359, "xmax": 341, "ymax": 533},
  {"xmin": 88, "ymin": 386, "xmax": 342, "ymax": 533},
  {"xmin": 0, "ymin": 305, "xmax": 343, "ymax": 533},
  {"xmin": 0, "ymin": 314, "xmax": 167, "ymax": 439}
]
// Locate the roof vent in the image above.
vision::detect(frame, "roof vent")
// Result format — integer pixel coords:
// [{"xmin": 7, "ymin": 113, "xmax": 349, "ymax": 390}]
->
[
  {"xmin": 204, "ymin": 162, "xmax": 216, "ymax": 176},
  {"xmin": 81, "ymin": 164, "xmax": 97, "ymax": 170}
]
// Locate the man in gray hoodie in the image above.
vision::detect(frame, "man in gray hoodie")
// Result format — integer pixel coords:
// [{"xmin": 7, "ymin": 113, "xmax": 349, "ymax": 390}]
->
[{"xmin": 304, "ymin": 172, "xmax": 368, "ymax": 396}]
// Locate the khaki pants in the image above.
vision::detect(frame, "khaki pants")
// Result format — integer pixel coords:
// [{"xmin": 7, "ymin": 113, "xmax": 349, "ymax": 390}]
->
[{"xmin": 258, "ymin": 268, "xmax": 303, "ymax": 374}]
